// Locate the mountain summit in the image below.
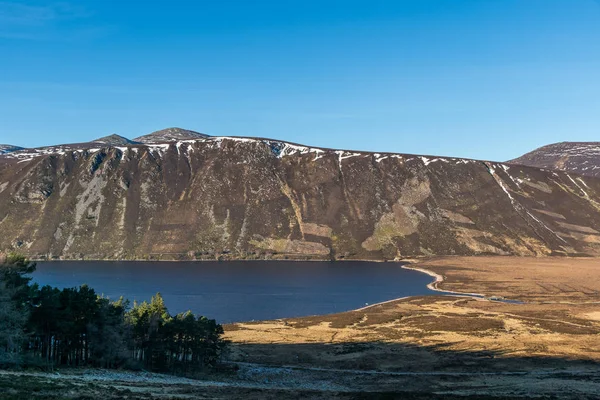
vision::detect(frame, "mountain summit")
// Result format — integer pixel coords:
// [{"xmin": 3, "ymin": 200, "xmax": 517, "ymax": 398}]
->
[
  {"xmin": 509, "ymin": 142, "xmax": 600, "ymax": 178},
  {"xmin": 134, "ymin": 127, "xmax": 209, "ymax": 144},
  {"xmin": 93, "ymin": 134, "xmax": 139, "ymax": 146}
]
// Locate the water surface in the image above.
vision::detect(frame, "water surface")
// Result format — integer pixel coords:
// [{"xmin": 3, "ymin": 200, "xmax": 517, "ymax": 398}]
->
[{"xmin": 33, "ymin": 261, "xmax": 435, "ymax": 323}]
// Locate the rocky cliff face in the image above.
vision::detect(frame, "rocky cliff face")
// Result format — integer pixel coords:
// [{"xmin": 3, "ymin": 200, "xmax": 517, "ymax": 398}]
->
[
  {"xmin": 510, "ymin": 142, "xmax": 600, "ymax": 178},
  {"xmin": 1, "ymin": 136, "xmax": 599, "ymax": 260}
]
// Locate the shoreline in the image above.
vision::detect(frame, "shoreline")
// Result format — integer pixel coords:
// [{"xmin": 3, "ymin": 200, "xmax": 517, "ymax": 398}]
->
[
  {"xmin": 28, "ymin": 254, "xmax": 592, "ymax": 263},
  {"xmin": 354, "ymin": 264, "xmax": 487, "ymax": 313},
  {"xmin": 401, "ymin": 263, "xmax": 487, "ymax": 298},
  {"xmin": 30, "ymin": 257, "xmax": 394, "ymax": 263},
  {"xmin": 231, "ymin": 261, "xmax": 527, "ymax": 324}
]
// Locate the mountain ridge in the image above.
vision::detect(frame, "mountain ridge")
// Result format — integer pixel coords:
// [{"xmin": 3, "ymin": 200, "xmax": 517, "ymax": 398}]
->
[
  {"xmin": 0, "ymin": 134, "xmax": 599, "ymax": 261},
  {"xmin": 5, "ymin": 132, "xmax": 597, "ymax": 174},
  {"xmin": 0, "ymin": 133, "xmax": 507, "ymax": 166}
]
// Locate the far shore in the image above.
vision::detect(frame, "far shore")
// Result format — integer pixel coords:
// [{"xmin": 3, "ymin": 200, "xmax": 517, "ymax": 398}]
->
[
  {"xmin": 24, "ymin": 254, "xmax": 598, "ymax": 263},
  {"xmin": 29, "ymin": 257, "xmax": 392, "ymax": 263}
]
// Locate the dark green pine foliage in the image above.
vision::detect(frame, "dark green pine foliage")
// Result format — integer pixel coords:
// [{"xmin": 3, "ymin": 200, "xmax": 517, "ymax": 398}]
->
[
  {"xmin": 127, "ymin": 294, "xmax": 226, "ymax": 372},
  {"xmin": 0, "ymin": 254, "xmax": 225, "ymax": 373},
  {"xmin": 0, "ymin": 254, "xmax": 35, "ymax": 366},
  {"xmin": 27, "ymin": 285, "xmax": 130, "ymax": 368}
]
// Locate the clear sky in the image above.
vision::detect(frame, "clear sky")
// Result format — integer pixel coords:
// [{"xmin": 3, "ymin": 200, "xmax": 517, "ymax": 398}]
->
[{"xmin": 0, "ymin": 0, "xmax": 599, "ymax": 161}]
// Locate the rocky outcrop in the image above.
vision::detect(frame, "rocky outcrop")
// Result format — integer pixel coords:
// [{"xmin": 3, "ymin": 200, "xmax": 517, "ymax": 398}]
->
[{"xmin": 0, "ymin": 136, "xmax": 599, "ymax": 260}]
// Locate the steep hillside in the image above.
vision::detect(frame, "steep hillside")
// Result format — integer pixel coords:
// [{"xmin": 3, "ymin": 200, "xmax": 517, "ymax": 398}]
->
[
  {"xmin": 510, "ymin": 142, "xmax": 600, "ymax": 178},
  {"xmin": 0, "ymin": 136, "xmax": 599, "ymax": 260}
]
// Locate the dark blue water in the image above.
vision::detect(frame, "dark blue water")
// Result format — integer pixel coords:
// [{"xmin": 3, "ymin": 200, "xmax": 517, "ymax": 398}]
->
[{"xmin": 32, "ymin": 261, "xmax": 435, "ymax": 323}]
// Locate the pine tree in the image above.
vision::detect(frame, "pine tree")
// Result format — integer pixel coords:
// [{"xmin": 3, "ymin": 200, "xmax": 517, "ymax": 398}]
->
[
  {"xmin": 2, "ymin": 254, "xmax": 226, "ymax": 373},
  {"xmin": 0, "ymin": 254, "xmax": 35, "ymax": 367}
]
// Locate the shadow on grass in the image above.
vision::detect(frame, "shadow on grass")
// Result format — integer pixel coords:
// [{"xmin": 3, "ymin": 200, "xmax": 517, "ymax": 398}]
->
[
  {"xmin": 223, "ymin": 340, "xmax": 600, "ymax": 399},
  {"xmin": 1, "ymin": 341, "xmax": 598, "ymax": 399}
]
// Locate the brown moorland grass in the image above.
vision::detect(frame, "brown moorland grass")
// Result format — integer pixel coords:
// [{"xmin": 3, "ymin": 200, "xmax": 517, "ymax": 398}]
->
[{"xmin": 417, "ymin": 256, "xmax": 600, "ymax": 303}]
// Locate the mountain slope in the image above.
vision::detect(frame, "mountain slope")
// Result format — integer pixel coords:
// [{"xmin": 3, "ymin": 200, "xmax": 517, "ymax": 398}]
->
[
  {"xmin": 0, "ymin": 136, "xmax": 599, "ymax": 260},
  {"xmin": 509, "ymin": 142, "xmax": 600, "ymax": 178}
]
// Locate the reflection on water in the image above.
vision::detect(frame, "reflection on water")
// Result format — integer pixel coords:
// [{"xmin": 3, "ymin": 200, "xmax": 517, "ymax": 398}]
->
[{"xmin": 33, "ymin": 260, "xmax": 435, "ymax": 323}]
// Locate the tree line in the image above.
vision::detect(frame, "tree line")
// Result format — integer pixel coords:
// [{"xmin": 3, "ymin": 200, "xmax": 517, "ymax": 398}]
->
[{"xmin": 0, "ymin": 254, "xmax": 225, "ymax": 373}]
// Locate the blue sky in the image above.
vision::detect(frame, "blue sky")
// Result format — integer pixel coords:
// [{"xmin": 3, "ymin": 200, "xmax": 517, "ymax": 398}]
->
[{"xmin": 0, "ymin": 0, "xmax": 599, "ymax": 161}]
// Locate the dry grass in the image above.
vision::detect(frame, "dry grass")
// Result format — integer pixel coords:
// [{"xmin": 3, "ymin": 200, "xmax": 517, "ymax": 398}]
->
[{"xmin": 419, "ymin": 256, "xmax": 600, "ymax": 303}]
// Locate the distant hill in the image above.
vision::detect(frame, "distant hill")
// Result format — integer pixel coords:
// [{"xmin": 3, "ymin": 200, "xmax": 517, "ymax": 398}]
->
[
  {"xmin": 0, "ymin": 129, "xmax": 206, "ymax": 163},
  {"xmin": 93, "ymin": 134, "xmax": 139, "ymax": 146},
  {"xmin": 134, "ymin": 127, "xmax": 209, "ymax": 144},
  {"xmin": 0, "ymin": 145, "xmax": 24, "ymax": 154},
  {"xmin": 1, "ymin": 131, "xmax": 599, "ymax": 260},
  {"xmin": 509, "ymin": 142, "xmax": 600, "ymax": 178}
]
